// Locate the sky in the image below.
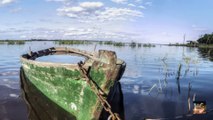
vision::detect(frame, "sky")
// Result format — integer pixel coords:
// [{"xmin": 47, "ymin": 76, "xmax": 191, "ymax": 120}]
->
[{"xmin": 0, "ymin": 0, "xmax": 213, "ymax": 43}]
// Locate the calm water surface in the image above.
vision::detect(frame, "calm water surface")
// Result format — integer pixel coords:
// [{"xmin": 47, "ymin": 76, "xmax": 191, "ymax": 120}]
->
[{"xmin": 1, "ymin": 41, "xmax": 213, "ymax": 120}]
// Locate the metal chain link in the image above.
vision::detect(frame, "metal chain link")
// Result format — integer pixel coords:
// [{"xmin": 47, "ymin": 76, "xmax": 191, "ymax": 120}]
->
[{"xmin": 78, "ymin": 63, "xmax": 121, "ymax": 120}]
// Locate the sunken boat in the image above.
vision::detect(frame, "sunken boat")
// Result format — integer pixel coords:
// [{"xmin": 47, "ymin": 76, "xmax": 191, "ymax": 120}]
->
[{"xmin": 20, "ymin": 47, "xmax": 126, "ymax": 120}]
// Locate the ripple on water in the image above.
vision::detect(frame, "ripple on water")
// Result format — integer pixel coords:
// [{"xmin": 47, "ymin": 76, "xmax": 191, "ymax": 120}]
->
[
  {"xmin": 0, "ymin": 78, "xmax": 19, "ymax": 90},
  {"xmin": 9, "ymin": 94, "xmax": 19, "ymax": 98},
  {"xmin": 0, "ymin": 71, "xmax": 19, "ymax": 76}
]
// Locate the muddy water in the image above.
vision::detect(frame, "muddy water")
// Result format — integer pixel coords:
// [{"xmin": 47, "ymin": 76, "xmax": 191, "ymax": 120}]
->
[{"xmin": 1, "ymin": 41, "xmax": 213, "ymax": 120}]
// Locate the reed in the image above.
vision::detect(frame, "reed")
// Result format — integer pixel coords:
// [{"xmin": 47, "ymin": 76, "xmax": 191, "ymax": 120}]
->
[{"xmin": 176, "ymin": 63, "xmax": 182, "ymax": 94}]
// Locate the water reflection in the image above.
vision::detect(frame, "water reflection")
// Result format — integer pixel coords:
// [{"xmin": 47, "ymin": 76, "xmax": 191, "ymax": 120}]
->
[
  {"xmin": 20, "ymin": 67, "xmax": 125, "ymax": 120},
  {"xmin": 197, "ymin": 48, "xmax": 213, "ymax": 61}
]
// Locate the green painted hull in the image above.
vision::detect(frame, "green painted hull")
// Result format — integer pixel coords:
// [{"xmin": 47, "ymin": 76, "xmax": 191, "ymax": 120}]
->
[{"xmin": 20, "ymin": 47, "xmax": 126, "ymax": 120}]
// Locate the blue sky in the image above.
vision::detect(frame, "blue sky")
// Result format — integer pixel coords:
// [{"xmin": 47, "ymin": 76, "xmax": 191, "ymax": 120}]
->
[{"xmin": 0, "ymin": 0, "xmax": 213, "ymax": 43}]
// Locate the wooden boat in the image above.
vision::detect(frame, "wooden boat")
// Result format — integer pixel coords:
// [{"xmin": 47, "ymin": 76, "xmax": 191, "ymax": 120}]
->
[{"xmin": 20, "ymin": 47, "xmax": 126, "ymax": 120}]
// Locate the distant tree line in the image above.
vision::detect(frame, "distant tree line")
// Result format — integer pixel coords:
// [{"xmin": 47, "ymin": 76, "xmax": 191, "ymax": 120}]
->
[{"xmin": 197, "ymin": 33, "xmax": 213, "ymax": 44}]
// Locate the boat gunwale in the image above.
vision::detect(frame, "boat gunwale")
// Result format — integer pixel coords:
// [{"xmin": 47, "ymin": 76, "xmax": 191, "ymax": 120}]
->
[{"xmin": 20, "ymin": 47, "xmax": 125, "ymax": 69}]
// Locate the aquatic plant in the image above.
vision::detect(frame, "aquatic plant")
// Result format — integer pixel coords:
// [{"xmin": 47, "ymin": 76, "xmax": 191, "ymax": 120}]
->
[
  {"xmin": 176, "ymin": 63, "xmax": 182, "ymax": 94},
  {"xmin": 98, "ymin": 41, "xmax": 103, "ymax": 45},
  {"xmin": 129, "ymin": 41, "xmax": 137, "ymax": 48},
  {"xmin": 5, "ymin": 40, "xmax": 25, "ymax": 45},
  {"xmin": 16, "ymin": 40, "xmax": 25, "ymax": 44},
  {"xmin": 148, "ymin": 84, "xmax": 157, "ymax": 94},
  {"xmin": 187, "ymin": 82, "xmax": 192, "ymax": 113},
  {"xmin": 57, "ymin": 40, "xmax": 92, "ymax": 45},
  {"xmin": 113, "ymin": 42, "xmax": 125, "ymax": 47},
  {"xmin": 0, "ymin": 41, "xmax": 6, "ymax": 44},
  {"xmin": 104, "ymin": 41, "xmax": 113, "ymax": 45},
  {"xmin": 143, "ymin": 43, "xmax": 156, "ymax": 47}
]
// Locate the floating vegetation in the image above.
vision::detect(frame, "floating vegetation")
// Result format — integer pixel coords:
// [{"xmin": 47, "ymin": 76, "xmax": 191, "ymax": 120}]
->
[
  {"xmin": 9, "ymin": 40, "xmax": 25, "ymax": 45},
  {"xmin": 129, "ymin": 42, "xmax": 156, "ymax": 48},
  {"xmin": 56, "ymin": 40, "xmax": 92, "ymax": 45},
  {"xmin": 113, "ymin": 42, "xmax": 125, "ymax": 47},
  {"xmin": 99, "ymin": 41, "xmax": 126, "ymax": 47},
  {"xmin": 129, "ymin": 41, "xmax": 137, "ymax": 48},
  {"xmin": 103, "ymin": 41, "xmax": 113, "ymax": 45},
  {"xmin": 143, "ymin": 43, "xmax": 156, "ymax": 47},
  {"xmin": 0, "ymin": 41, "xmax": 5, "ymax": 44},
  {"xmin": 98, "ymin": 41, "xmax": 103, "ymax": 45}
]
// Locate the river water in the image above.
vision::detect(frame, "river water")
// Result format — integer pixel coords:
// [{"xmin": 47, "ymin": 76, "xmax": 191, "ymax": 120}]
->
[{"xmin": 1, "ymin": 41, "xmax": 213, "ymax": 120}]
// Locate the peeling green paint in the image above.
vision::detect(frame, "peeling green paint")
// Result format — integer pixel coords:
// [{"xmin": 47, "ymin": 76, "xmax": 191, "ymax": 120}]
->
[
  {"xmin": 22, "ymin": 63, "xmax": 107, "ymax": 120},
  {"xmin": 89, "ymin": 68, "xmax": 105, "ymax": 87}
]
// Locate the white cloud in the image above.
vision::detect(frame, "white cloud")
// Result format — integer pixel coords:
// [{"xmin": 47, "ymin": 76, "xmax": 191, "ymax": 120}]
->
[
  {"xmin": 128, "ymin": 3, "xmax": 136, "ymax": 7},
  {"xmin": 0, "ymin": 27, "xmax": 137, "ymax": 41},
  {"xmin": 138, "ymin": 5, "xmax": 146, "ymax": 9},
  {"xmin": 57, "ymin": 3, "xmax": 143, "ymax": 22},
  {"xmin": 65, "ymin": 28, "xmax": 137, "ymax": 40},
  {"xmin": 0, "ymin": 0, "xmax": 15, "ymax": 5},
  {"xmin": 79, "ymin": 2, "xmax": 104, "ymax": 9},
  {"xmin": 111, "ymin": 0, "xmax": 127, "ymax": 4},
  {"xmin": 57, "ymin": 2, "xmax": 105, "ymax": 19},
  {"xmin": 96, "ymin": 7, "xmax": 143, "ymax": 21},
  {"xmin": 58, "ymin": 6, "xmax": 84, "ymax": 13}
]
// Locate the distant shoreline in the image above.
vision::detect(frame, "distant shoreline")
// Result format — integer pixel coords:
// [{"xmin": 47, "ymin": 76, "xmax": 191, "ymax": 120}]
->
[
  {"xmin": 1, "ymin": 39, "xmax": 213, "ymax": 48},
  {"xmin": 168, "ymin": 43, "xmax": 213, "ymax": 48}
]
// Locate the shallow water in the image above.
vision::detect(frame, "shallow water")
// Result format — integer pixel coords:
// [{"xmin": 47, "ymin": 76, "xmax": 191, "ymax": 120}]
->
[{"xmin": 1, "ymin": 41, "xmax": 213, "ymax": 120}]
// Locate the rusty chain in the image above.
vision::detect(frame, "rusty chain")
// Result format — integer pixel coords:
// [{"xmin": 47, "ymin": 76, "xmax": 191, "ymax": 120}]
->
[{"xmin": 78, "ymin": 63, "xmax": 121, "ymax": 120}]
